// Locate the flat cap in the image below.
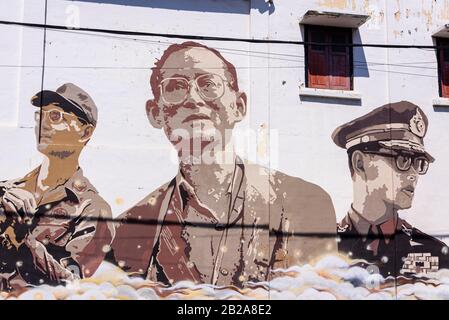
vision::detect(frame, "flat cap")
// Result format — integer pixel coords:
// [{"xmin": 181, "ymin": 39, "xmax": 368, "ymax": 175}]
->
[
  {"xmin": 332, "ymin": 101, "xmax": 434, "ymax": 161},
  {"xmin": 31, "ymin": 83, "xmax": 97, "ymax": 126}
]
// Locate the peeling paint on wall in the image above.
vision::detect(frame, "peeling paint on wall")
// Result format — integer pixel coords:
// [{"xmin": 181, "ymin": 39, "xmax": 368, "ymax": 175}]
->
[
  {"xmin": 363, "ymin": 2, "xmax": 384, "ymax": 30},
  {"xmin": 421, "ymin": 8, "xmax": 433, "ymax": 31},
  {"xmin": 394, "ymin": 10, "xmax": 401, "ymax": 22},
  {"xmin": 438, "ymin": 0, "xmax": 449, "ymax": 20},
  {"xmin": 314, "ymin": 0, "xmax": 448, "ymax": 32},
  {"xmin": 317, "ymin": 0, "xmax": 351, "ymax": 10},
  {"xmin": 385, "ymin": 0, "xmax": 449, "ymax": 36},
  {"xmin": 393, "ymin": 30, "xmax": 404, "ymax": 39}
]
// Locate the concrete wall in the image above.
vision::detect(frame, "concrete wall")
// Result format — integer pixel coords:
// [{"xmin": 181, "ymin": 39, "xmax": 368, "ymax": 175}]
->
[{"xmin": 1, "ymin": 0, "xmax": 449, "ymax": 240}]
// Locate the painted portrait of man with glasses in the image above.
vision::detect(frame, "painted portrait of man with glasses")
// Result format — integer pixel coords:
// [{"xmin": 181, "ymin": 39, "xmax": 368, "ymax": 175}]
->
[
  {"xmin": 333, "ymin": 101, "xmax": 449, "ymax": 277},
  {"xmin": 108, "ymin": 41, "xmax": 338, "ymax": 288},
  {"xmin": 0, "ymin": 83, "xmax": 114, "ymax": 291}
]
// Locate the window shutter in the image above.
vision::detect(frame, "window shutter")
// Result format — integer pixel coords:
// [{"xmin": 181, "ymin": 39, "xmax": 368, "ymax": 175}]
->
[
  {"xmin": 308, "ymin": 29, "xmax": 329, "ymax": 89},
  {"xmin": 441, "ymin": 41, "xmax": 449, "ymax": 98},
  {"xmin": 329, "ymin": 31, "xmax": 351, "ymax": 90},
  {"xmin": 306, "ymin": 26, "xmax": 352, "ymax": 90}
]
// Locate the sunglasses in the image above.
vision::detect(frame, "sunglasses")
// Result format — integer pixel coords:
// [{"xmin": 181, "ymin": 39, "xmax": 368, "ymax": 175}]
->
[
  {"xmin": 34, "ymin": 109, "xmax": 78, "ymax": 124},
  {"xmin": 363, "ymin": 150, "xmax": 430, "ymax": 175},
  {"xmin": 159, "ymin": 73, "xmax": 229, "ymax": 105}
]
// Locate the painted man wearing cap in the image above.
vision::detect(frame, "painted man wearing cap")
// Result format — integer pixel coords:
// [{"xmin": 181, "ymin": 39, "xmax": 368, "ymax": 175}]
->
[
  {"xmin": 108, "ymin": 41, "xmax": 337, "ymax": 288},
  {"xmin": 333, "ymin": 101, "xmax": 449, "ymax": 277},
  {"xmin": 0, "ymin": 83, "xmax": 114, "ymax": 291}
]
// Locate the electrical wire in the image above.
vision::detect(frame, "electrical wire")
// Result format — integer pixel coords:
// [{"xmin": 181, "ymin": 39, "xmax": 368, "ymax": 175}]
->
[{"xmin": 1, "ymin": 20, "xmax": 449, "ymax": 49}]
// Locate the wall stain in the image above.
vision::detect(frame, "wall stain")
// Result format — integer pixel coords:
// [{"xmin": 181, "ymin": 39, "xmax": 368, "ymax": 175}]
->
[
  {"xmin": 363, "ymin": 0, "xmax": 384, "ymax": 29},
  {"xmin": 115, "ymin": 197, "xmax": 124, "ymax": 205},
  {"xmin": 393, "ymin": 30, "xmax": 404, "ymax": 39},
  {"xmin": 387, "ymin": 0, "xmax": 449, "ymax": 35},
  {"xmin": 379, "ymin": 10, "xmax": 385, "ymax": 22},
  {"xmin": 421, "ymin": 8, "xmax": 433, "ymax": 31},
  {"xmin": 363, "ymin": 0, "xmax": 370, "ymax": 12},
  {"xmin": 438, "ymin": 0, "xmax": 449, "ymax": 20},
  {"xmin": 317, "ymin": 0, "xmax": 350, "ymax": 10}
]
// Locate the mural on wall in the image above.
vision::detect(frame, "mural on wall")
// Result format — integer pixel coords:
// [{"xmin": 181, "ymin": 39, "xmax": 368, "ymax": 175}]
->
[
  {"xmin": 1, "ymin": 42, "xmax": 449, "ymax": 299},
  {"xmin": 109, "ymin": 41, "xmax": 338, "ymax": 287},
  {"xmin": 0, "ymin": 83, "xmax": 115, "ymax": 291},
  {"xmin": 333, "ymin": 101, "xmax": 449, "ymax": 277}
]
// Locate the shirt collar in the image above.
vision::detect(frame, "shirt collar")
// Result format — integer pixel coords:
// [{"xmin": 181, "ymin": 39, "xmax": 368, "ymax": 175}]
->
[
  {"xmin": 347, "ymin": 206, "xmax": 372, "ymax": 235},
  {"xmin": 17, "ymin": 167, "xmax": 87, "ymax": 206},
  {"xmin": 174, "ymin": 156, "xmax": 246, "ymax": 224},
  {"xmin": 348, "ymin": 205, "xmax": 399, "ymax": 236}
]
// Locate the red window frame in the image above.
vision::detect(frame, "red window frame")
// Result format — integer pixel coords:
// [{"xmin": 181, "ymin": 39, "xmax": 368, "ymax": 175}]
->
[
  {"xmin": 437, "ymin": 38, "xmax": 449, "ymax": 98},
  {"xmin": 305, "ymin": 26, "xmax": 353, "ymax": 91}
]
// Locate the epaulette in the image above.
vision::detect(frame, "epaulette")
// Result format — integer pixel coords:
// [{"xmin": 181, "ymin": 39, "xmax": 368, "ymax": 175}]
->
[
  {"xmin": 401, "ymin": 223, "xmax": 413, "ymax": 237},
  {"xmin": 337, "ymin": 223, "xmax": 349, "ymax": 233}
]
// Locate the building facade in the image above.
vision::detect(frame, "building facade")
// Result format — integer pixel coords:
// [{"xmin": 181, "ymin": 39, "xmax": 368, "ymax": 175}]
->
[{"xmin": 1, "ymin": 0, "xmax": 449, "ymax": 298}]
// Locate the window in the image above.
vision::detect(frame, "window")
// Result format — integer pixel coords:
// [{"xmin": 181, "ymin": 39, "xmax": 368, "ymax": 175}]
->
[
  {"xmin": 437, "ymin": 38, "xmax": 449, "ymax": 98},
  {"xmin": 305, "ymin": 26, "xmax": 353, "ymax": 90}
]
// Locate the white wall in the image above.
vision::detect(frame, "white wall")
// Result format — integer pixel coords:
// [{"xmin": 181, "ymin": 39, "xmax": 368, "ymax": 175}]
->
[{"xmin": 1, "ymin": 0, "xmax": 449, "ymax": 241}]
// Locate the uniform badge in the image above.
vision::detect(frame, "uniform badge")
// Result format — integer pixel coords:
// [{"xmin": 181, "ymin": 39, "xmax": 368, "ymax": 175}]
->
[
  {"xmin": 409, "ymin": 109, "xmax": 426, "ymax": 138},
  {"xmin": 401, "ymin": 223, "xmax": 413, "ymax": 237},
  {"xmin": 337, "ymin": 224, "xmax": 349, "ymax": 233},
  {"xmin": 72, "ymin": 179, "xmax": 87, "ymax": 193},
  {"xmin": 51, "ymin": 206, "xmax": 69, "ymax": 218},
  {"xmin": 400, "ymin": 252, "xmax": 439, "ymax": 275}
]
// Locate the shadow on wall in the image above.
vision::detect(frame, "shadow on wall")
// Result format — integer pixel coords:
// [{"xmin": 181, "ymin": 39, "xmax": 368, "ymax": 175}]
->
[
  {"xmin": 433, "ymin": 106, "xmax": 449, "ymax": 113},
  {"xmin": 353, "ymin": 29, "xmax": 370, "ymax": 78},
  {"xmin": 76, "ymin": 0, "xmax": 275, "ymax": 14},
  {"xmin": 300, "ymin": 95, "xmax": 362, "ymax": 106}
]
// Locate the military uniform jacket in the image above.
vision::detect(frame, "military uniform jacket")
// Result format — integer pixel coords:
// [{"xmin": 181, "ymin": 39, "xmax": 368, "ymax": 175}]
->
[
  {"xmin": 110, "ymin": 158, "xmax": 337, "ymax": 288},
  {"xmin": 0, "ymin": 167, "xmax": 115, "ymax": 289},
  {"xmin": 337, "ymin": 209, "xmax": 449, "ymax": 277}
]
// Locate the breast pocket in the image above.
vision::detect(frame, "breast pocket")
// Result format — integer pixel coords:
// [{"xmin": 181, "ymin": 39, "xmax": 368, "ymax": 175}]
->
[{"xmin": 32, "ymin": 203, "xmax": 76, "ymax": 246}]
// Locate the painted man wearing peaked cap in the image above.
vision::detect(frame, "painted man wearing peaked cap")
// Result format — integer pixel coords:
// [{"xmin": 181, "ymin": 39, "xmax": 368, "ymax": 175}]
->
[
  {"xmin": 109, "ymin": 41, "xmax": 337, "ymax": 288},
  {"xmin": 333, "ymin": 101, "xmax": 449, "ymax": 277},
  {"xmin": 0, "ymin": 83, "xmax": 115, "ymax": 291}
]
